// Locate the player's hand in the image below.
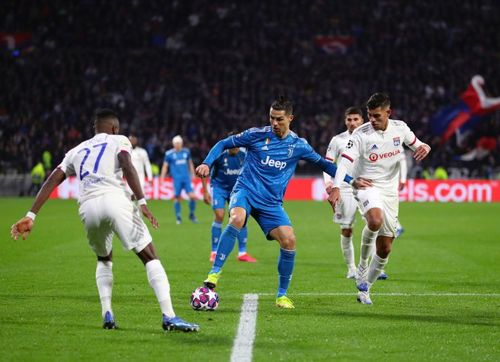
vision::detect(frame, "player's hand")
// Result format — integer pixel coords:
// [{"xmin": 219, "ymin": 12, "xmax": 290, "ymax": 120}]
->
[
  {"xmin": 327, "ymin": 187, "xmax": 341, "ymax": 212},
  {"xmin": 413, "ymin": 144, "xmax": 431, "ymax": 162},
  {"xmin": 195, "ymin": 164, "xmax": 210, "ymax": 178},
  {"xmin": 203, "ymin": 191, "xmax": 212, "ymax": 205},
  {"xmin": 352, "ymin": 177, "xmax": 373, "ymax": 189},
  {"xmin": 325, "ymin": 182, "xmax": 334, "ymax": 195},
  {"xmin": 140, "ymin": 205, "xmax": 159, "ymax": 229},
  {"xmin": 11, "ymin": 217, "xmax": 34, "ymax": 240},
  {"xmin": 399, "ymin": 181, "xmax": 406, "ymax": 191}
]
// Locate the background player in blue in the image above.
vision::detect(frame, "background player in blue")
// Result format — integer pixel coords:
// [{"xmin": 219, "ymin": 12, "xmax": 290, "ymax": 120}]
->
[
  {"xmin": 196, "ymin": 96, "xmax": 372, "ymax": 309},
  {"xmin": 160, "ymin": 135, "xmax": 198, "ymax": 224},
  {"xmin": 201, "ymin": 137, "xmax": 257, "ymax": 263}
]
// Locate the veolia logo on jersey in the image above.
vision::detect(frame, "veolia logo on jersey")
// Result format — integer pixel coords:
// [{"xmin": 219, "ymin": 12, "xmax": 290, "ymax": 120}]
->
[
  {"xmin": 261, "ymin": 155, "xmax": 287, "ymax": 170},
  {"xmin": 368, "ymin": 149, "xmax": 401, "ymax": 162}
]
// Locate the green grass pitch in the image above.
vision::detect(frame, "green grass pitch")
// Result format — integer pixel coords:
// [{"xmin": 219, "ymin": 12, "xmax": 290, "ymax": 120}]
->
[{"xmin": 0, "ymin": 198, "xmax": 499, "ymax": 361}]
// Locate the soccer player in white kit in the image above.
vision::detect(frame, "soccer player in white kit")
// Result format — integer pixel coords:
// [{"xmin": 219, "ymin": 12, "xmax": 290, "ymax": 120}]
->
[
  {"xmin": 10, "ymin": 109, "xmax": 199, "ymax": 332},
  {"xmin": 129, "ymin": 135, "xmax": 153, "ymax": 191},
  {"xmin": 324, "ymin": 107, "xmax": 364, "ymax": 279},
  {"xmin": 329, "ymin": 93, "xmax": 431, "ymax": 304}
]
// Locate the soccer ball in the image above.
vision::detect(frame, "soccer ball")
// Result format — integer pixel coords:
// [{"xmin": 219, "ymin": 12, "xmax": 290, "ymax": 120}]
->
[{"xmin": 190, "ymin": 286, "xmax": 219, "ymax": 311}]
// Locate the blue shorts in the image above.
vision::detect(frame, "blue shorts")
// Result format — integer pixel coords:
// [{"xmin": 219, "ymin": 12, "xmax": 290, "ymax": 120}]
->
[
  {"xmin": 229, "ymin": 188, "xmax": 291, "ymax": 240},
  {"xmin": 173, "ymin": 177, "xmax": 193, "ymax": 197},
  {"xmin": 211, "ymin": 186, "xmax": 231, "ymax": 210}
]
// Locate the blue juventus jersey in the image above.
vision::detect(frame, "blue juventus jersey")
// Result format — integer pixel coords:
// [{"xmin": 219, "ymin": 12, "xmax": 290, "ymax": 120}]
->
[
  {"xmin": 203, "ymin": 126, "xmax": 327, "ymax": 204},
  {"xmin": 164, "ymin": 148, "xmax": 191, "ymax": 179},
  {"xmin": 210, "ymin": 150, "xmax": 246, "ymax": 191}
]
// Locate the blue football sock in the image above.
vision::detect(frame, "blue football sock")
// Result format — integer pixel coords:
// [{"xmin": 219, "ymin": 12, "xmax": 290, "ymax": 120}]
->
[
  {"xmin": 210, "ymin": 225, "xmax": 240, "ymax": 274},
  {"xmin": 211, "ymin": 221, "xmax": 222, "ymax": 252},
  {"xmin": 237, "ymin": 226, "xmax": 248, "ymax": 253},
  {"xmin": 189, "ymin": 199, "xmax": 196, "ymax": 216},
  {"xmin": 174, "ymin": 200, "xmax": 181, "ymax": 219},
  {"xmin": 277, "ymin": 248, "xmax": 296, "ymax": 297}
]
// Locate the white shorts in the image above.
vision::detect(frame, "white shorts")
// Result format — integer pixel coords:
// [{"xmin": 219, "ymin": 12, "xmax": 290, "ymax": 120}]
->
[
  {"xmin": 334, "ymin": 190, "xmax": 358, "ymax": 228},
  {"xmin": 78, "ymin": 193, "xmax": 152, "ymax": 257},
  {"xmin": 354, "ymin": 187, "xmax": 399, "ymax": 238}
]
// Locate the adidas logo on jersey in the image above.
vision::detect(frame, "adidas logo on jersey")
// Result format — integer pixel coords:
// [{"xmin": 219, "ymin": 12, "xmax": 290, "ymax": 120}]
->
[
  {"xmin": 370, "ymin": 144, "xmax": 378, "ymax": 150},
  {"xmin": 261, "ymin": 155, "xmax": 287, "ymax": 170}
]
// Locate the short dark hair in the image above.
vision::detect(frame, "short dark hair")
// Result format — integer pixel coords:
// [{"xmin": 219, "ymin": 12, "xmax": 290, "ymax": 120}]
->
[
  {"xmin": 344, "ymin": 106, "xmax": 363, "ymax": 116},
  {"xmin": 271, "ymin": 95, "xmax": 293, "ymax": 115},
  {"xmin": 366, "ymin": 93, "xmax": 391, "ymax": 110},
  {"xmin": 94, "ymin": 108, "xmax": 119, "ymax": 125}
]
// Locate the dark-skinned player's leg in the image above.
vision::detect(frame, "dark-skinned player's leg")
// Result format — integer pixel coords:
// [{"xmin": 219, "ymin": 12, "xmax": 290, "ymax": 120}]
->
[
  {"xmin": 137, "ymin": 243, "xmax": 199, "ymax": 332},
  {"xmin": 96, "ymin": 251, "xmax": 116, "ymax": 329}
]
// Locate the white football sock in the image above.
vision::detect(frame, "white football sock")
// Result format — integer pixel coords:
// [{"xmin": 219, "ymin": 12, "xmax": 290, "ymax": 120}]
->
[
  {"xmin": 146, "ymin": 259, "xmax": 175, "ymax": 318},
  {"xmin": 367, "ymin": 253, "xmax": 389, "ymax": 284},
  {"xmin": 360, "ymin": 226, "xmax": 378, "ymax": 268},
  {"xmin": 95, "ymin": 261, "xmax": 113, "ymax": 317},
  {"xmin": 340, "ymin": 235, "xmax": 356, "ymax": 270}
]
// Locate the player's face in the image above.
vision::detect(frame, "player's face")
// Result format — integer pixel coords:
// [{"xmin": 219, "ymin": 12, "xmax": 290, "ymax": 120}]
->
[
  {"xmin": 269, "ymin": 108, "xmax": 293, "ymax": 138},
  {"xmin": 345, "ymin": 113, "xmax": 363, "ymax": 133},
  {"xmin": 173, "ymin": 141, "xmax": 183, "ymax": 150},
  {"xmin": 367, "ymin": 106, "xmax": 390, "ymax": 131},
  {"xmin": 228, "ymin": 147, "xmax": 240, "ymax": 155}
]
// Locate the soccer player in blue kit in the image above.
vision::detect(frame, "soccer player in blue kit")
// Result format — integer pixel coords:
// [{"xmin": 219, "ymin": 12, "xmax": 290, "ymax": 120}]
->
[
  {"xmin": 160, "ymin": 135, "xmax": 198, "ymax": 224},
  {"xmin": 200, "ymin": 137, "xmax": 257, "ymax": 263},
  {"xmin": 195, "ymin": 96, "xmax": 372, "ymax": 308}
]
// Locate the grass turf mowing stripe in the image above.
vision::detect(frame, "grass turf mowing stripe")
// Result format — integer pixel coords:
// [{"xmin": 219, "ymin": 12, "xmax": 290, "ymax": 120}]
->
[
  {"xmin": 258, "ymin": 292, "xmax": 500, "ymax": 297},
  {"xmin": 231, "ymin": 293, "xmax": 259, "ymax": 362}
]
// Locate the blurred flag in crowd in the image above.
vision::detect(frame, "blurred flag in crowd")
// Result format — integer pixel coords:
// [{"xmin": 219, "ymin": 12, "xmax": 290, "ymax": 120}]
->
[
  {"xmin": 314, "ymin": 35, "xmax": 354, "ymax": 55},
  {"xmin": 430, "ymin": 75, "xmax": 500, "ymax": 143}
]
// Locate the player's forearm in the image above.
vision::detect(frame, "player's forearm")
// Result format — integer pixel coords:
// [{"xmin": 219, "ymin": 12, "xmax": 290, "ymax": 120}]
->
[
  {"xmin": 201, "ymin": 177, "xmax": 209, "ymax": 193},
  {"xmin": 119, "ymin": 153, "xmax": 145, "ymax": 200},
  {"xmin": 123, "ymin": 165, "xmax": 145, "ymax": 200},
  {"xmin": 30, "ymin": 168, "xmax": 66, "ymax": 214},
  {"xmin": 202, "ymin": 138, "xmax": 234, "ymax": 167},
  {"xmin": 332, "ymin": 157, "xmax": 351, "ymax": 188},
  {"xmin": 316, "ymin": 158, "xmax": 353, "ymax": 185},
  {"xmin": 160, "ymin": 163, "xmax": 168, "ymax": 179},
  {"xmin": 145, "ymin": 161, "xmax": 153, "ymax": 180}
]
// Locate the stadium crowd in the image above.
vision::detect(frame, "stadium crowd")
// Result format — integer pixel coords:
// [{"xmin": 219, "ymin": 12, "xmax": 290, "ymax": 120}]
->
[{"xmin": 1, "ymin": 0, "xmax": 499, "ymax": 178}]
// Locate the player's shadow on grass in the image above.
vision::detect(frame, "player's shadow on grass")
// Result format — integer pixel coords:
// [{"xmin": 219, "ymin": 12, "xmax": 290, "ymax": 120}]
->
[{"xmin": 331, "ymin": 310, "xmax": 498, "ymax": 327}]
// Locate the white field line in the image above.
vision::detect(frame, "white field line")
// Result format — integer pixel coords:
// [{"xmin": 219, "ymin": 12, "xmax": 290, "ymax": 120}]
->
[
  {"xmin": 230, "ymin": 293, "xmax": 259, "ymax": 362},
  {"xmin": 257, "ymin": 292, "xmax": 500, "ymax": 297}
]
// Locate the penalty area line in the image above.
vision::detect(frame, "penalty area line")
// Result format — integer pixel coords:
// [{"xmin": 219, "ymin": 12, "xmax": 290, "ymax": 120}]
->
[
  {"xmin": 230, "ymin": 293, "xmax": 259, "ymax": 362},
  {"xmin": 257, "ymin": 292, "xmax": 500, "ymax": 297}
]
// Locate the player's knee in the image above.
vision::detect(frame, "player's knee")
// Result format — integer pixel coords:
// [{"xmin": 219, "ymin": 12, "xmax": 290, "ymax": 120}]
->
[
  {"xmin": 279, "ymin": 233, "xmax": 296, "ymax": 250},
  {"xmin": 214, "ymin": 210, "xmax": 224, "ymax": 223},
  {"xmin": 367, "ymin": 217, "xmax": 383, "ymax": 231},
  {"xmin": 341, "ymin": 228, "xmax": 353, "ymax": 237},
  {"xmin": 229, "ymin": 214, "xmax": 245, "ymax": 229}
]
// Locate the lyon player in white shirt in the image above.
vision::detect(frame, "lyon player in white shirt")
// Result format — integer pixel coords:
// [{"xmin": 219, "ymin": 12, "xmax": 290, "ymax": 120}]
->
[
  {"xmin": 129, "ymin": 135, "xmax": 153, "ymax": 191},
  {"xmin": 324, "ymin": 107, "xmax": 364, "ymax": 279},
  {"xmin": 11, "ymin": 109, "xmax": 199, "ymax": 332},
  {"xmin": 329, "ymin": 93, "xmax": 431, "ymax": 304}
]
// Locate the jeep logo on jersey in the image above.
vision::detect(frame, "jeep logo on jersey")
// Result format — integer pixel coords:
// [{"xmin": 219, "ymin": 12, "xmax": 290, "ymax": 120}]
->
[
  {"xmin": 261, "ymin": 155, "xmax": 287, "ymax": 170},
  {"xmin": 224, "ymin": 168, "xmax": 240, "ymax": 175},
  {"xmin": 369, "ymin": 149, "xmax": 401, "ymax": 162}
]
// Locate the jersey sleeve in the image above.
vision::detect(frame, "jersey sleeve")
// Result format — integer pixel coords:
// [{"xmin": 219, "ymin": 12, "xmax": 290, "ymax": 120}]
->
[
  {"xmin": 323, "ymin": 138, "xmax": 337, "ymax": 185},
  {"xmin": 340, "ymin": 131, "xmax": 362, "ymax": 164},
  {"xmin": 57, "ymin": 149, "xmax": 76, "ymax": 176},
  {"xmin": 299, "ymin": 139, "xmax": 322, "ymax": 163},
  {"xmin": 230, "ymin": 128, "xmax": 264, "ymax": 148},
  {"xmin": 402, "ymin": 122, "xmax": 424, "ymax": 151},
  {"xmin": 115, "ymin": 135, "xmax": 132, "ymax": 155}
]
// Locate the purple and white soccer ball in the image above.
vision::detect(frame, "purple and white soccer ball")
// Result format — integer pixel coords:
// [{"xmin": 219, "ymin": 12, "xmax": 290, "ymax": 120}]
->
[{"xmin": 190, "ymin": 286, "xmax": 219, "ymax": 311}]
